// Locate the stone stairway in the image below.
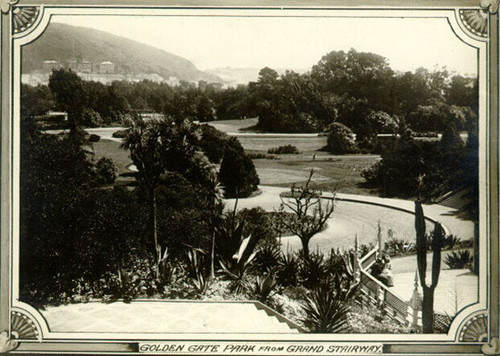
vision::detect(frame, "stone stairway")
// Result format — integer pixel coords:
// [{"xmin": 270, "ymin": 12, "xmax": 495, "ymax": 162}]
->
[{"xmin": 41, "ymin": 300, "xmax": 303, "ymax": 334}]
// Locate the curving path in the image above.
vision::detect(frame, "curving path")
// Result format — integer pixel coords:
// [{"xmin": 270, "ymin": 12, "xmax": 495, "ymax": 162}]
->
[{"xmin": 225, "ymin": 185, "xmax": 474, "ymax": 253}]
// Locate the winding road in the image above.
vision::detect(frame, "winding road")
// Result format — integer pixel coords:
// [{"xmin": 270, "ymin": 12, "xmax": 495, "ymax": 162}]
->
[{"xmin": 225, "ymin": 185, "xmax": 474, "ymax": 253}]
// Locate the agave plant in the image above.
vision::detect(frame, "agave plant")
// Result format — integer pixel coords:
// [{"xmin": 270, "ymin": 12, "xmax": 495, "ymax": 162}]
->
[
  {"xmin": 299, "ymin": 251, "xmax": 329, "ymax": 289},
  {"xmin": 384, "ymin": 238, "xmax": 415, "ymax": 256},
  {"xmin": 219, "ymin": 235, "xmax": 257, "ymax": 294},
  {"xmin": 300, "ymin": 282, "xmax": 350, "ymax": 333},
  {"xmin": 277, "ymin": 249, "xmax": 300, "ymax": 287},
  {"xmin": 251, "ymin": 274, "xmax": 278, "ymax": 303},
  {"xmin": 114, "ymin": 268, "xmax": 145, "ymax": 303},
  {"xmin": 214, "ymin": 201, "xmax": 248, "ymax": 263},
  {"xmin": 254, "ymin": 243, "xmax": 282, "ymax": 273},
  {"xmin": 444, "ymin": 235, "xmax": 462, "ymax": 250},
  {"xmin": 157, "ymin": 247, "xmax": 177, "ymax": 286},
  {"xmin": 444, "ymin": 250, "xmax": 472, "ymax": 269},
  {"xmin": 186, "ymin": 248, "xmax": 212, "ymax": 294}
]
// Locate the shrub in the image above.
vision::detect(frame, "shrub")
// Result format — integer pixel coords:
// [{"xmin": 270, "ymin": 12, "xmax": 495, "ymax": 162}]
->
[
  {"xmin": 384, "ymin": 238, "xmax": 415, "ymax": 257},
  {"xmin": 219, "ymin": 235, "xmax": 258, "ymax": 294},
  {"xmin": 89, "ymin": 134, "xmax": 101, "ymax": 142},
  {"xmin": 444, "ymin": 250, "xmax": 473, "ymax": 269},
  {"xmin": 300, "ymin": 282, "xmax": 350, "ymax": 333},
  {"xmin": 326, "ymin": 122, "xmax": 357, "ymax": 154},
  {"xmin": 112, "ymin": 129, "xmax": 129, "ymax": 138},
  {"xmin": 111, "ymin": 268, "xmax": 146, "ymax": 303},
  {"xmin": 79, "ymin": 108, "xmax": 103, "ymax": 128},
  {"xmin": 246, "ymin": 152, "xmax": 279, "ymax": 160},
  {"xmin": 347, "ymin": 304, "xmax": 413, "ymax": 333},
  {"xmin": 360, "ymin": 162, "xmax": 383, "ymax": 187},
  {"xmin": 444, "ymin": 235, "xmax": 461, "ymax": 250},
  {"xmin": 95, "ymin": 157, "xmax": 117, "ymax": 185},
  {"xmin": 198, "ymin": 124, "xmax": 229, "ymax": 163},
  {"xmin": 267, "ymin": 144, "xmax": 300, "ymax": 154},
  {"xmin": 219, "ymin": 137, "xmax": 260, "ymax": 198}
]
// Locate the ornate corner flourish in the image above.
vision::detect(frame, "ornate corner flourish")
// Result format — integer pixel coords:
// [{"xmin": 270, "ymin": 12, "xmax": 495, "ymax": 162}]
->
[
  {"xmin": 0, "ymin": 0, "xmax": 18, "ymax": 14},
  {"xmin": 13, "ymin": 6, "xmax": 41, "ymax": 35},
  {"xmin": 460, "ymin": 9, "xmax": 489, "ymax": 37},
  {"xmin": 459, "ymin": 313, "xmax": 488, "ymax": 342},
  {"xmin": 480, "ymin": 0, "xmax": 499, "ymax": 13},
  {"xmin": 0, "ymin": 331, "xmax": 19, "ymax": 353},
  {"xmin": 11, "ymin": 310, "xmax": 40, "ymax": 340}
]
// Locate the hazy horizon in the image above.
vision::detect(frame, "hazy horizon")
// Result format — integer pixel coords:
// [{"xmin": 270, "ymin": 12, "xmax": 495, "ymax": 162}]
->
[{"xmin": 52, "ymin": 14, "xmax": 478, "ymax": 78}]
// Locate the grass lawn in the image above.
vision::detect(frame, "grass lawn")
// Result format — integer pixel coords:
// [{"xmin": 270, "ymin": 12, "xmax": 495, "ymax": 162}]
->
[
  {"xmin": 91, "ymin": 139, "xmax": 132, "ymax": 175},
  {"xmin": 253, "ymin": 152, "xmax": 380, "ymax": 196},
  {"xmin": 205, "ymin": 118, "xmax": 258, "ymax": 133}
]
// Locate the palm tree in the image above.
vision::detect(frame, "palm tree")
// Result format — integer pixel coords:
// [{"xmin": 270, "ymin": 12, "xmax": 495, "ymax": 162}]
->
[
  {"xmin": 123, "ymin": 117, "xmax": 219, "ymax": 277},
  {"xmin": 206, "ymin": 175, "xmax": 224, "ymax": 279},
  {"xmin": 122, "ymin": 118, "xmax": 165, "ymax": 272}
]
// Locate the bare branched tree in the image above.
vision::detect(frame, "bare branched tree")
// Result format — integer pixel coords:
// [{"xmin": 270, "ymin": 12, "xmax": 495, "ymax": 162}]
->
[{"xmin": 279, "ymin": 170, "xmax": 335, "ymax": 259}]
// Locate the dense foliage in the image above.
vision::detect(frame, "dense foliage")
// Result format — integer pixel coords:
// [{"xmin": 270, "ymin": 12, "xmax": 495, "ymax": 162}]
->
[
  {"xmin": 218, "ymin": 137, "xmax": 260, "ymax": 198},
  {"xmin": 361, "ymin": 120, "xmax": 476, "ymax": 202},
  {"xmin": 267, "ymin": 144, "xmax": 300, "ymax": 154},
  {"xmin": 325, "ymin": 122, "xmax": 357, "ymax": 154}
]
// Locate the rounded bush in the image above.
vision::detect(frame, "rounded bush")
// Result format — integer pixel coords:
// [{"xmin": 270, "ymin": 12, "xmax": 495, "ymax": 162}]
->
[{"xmin": 326, "ymin": 122, "xmax": 357, "ymax": 154}]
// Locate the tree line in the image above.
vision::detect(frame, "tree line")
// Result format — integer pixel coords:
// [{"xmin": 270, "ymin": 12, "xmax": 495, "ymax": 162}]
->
[{"xmin": 23, "ymin": 48, "xmax": 477, "ymax": 135}]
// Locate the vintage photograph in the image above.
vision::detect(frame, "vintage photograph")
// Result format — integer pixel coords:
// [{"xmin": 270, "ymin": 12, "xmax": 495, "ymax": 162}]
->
[
  {"xmin": 1, "ymin": 2, "xmax": 497, "ymax": 354},
  {"xmin": 17, "ymin": 11, "xmax": 481, "ymax": 333}
]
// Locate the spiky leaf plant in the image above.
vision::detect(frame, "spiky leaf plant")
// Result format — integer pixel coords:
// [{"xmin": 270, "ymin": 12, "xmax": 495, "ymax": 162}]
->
[
  {"xmin": 300, "ymin": 282, "xmax": 350, "ymax": 333},
  {"xmin": 254, "ymin": 244, "xmax": 282, "ymax": 273},
  {"xmin": 251, "ymin": 274, "xmax": 278, "ymax": 303},
  {"xmin": 277, "ymin": 250, "xmax": 300, "ymax": 287},
  {"xmin": 444, "ymin": 250, "xmax": 472, "ymax": 269}
]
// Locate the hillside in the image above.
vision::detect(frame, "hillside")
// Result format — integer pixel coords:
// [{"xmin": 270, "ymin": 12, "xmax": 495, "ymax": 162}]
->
[{"xmin": 22, "ymin": 23, "xmax": 219, "ymax": 82}]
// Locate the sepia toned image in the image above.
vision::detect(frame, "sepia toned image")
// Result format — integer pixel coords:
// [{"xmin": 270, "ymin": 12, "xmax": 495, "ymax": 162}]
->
[{"xmin": 0, "ymin": 1, "xmax": 498, "ymax": 355}]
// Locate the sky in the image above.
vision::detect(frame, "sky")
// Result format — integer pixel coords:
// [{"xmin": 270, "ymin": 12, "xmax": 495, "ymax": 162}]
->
[{"xmin": 52, "ymin": 14, "xmax": 478, "ymax": 76}]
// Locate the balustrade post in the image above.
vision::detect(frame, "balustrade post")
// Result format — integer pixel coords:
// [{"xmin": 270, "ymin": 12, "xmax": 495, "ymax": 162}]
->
[{"xmin": 409, "ymin": 270, "xmax": 423, "ymax": 328}]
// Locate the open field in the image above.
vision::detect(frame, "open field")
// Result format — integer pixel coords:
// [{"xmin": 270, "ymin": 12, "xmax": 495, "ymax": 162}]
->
[
  {"xmin": 253, "ymin": 154, "xmax": 380, "ymax": 196},
  {"xmin": 91, "ymin": 139, "xmax": 132, "ymax": 175},
  {"xmin": 238, "ymin": 136, "xmax": 326, "ymax": 151},
  {"xmin": 205, "ymin": 118, "xmax": 258, "ymax": 133}
]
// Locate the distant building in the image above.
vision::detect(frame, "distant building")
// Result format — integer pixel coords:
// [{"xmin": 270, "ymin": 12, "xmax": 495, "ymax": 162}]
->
[
  {"xmin": 96, "ymin": 61, "xmax": 115, "ymax": 74},
  {"xmin": 79, "ymin": 60, "xmax": 92, "ymax": 73},
  {"xmin": 67, "ymin": 59, "xmax": 92, "ymax": 73},
  {"xmin": 42, "ymin": 60, "xmax": 59, "ymax": 72}
]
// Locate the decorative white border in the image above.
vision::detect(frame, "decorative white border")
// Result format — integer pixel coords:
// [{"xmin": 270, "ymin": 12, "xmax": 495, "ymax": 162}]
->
[{"xmin": 8, "ymin": 5, "xmax": 490, "ymax": 344}]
